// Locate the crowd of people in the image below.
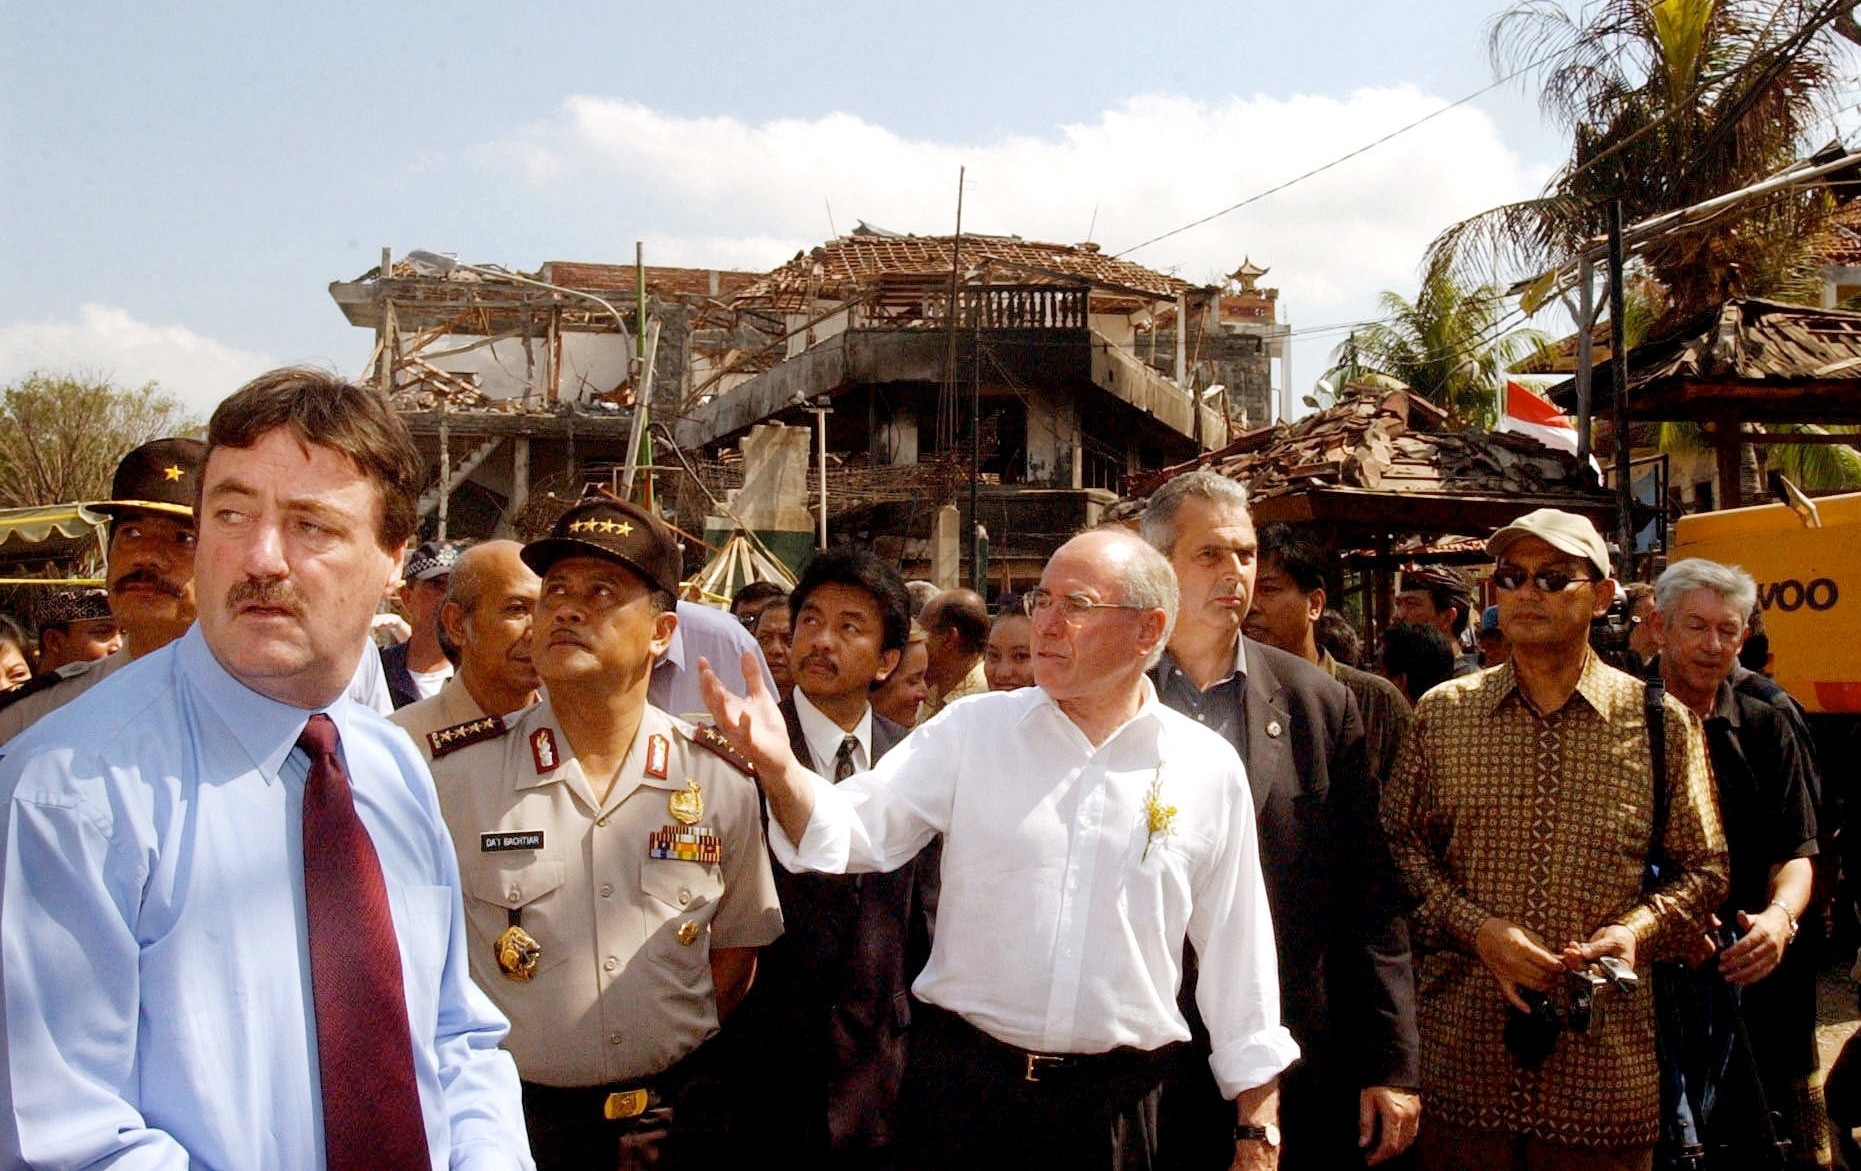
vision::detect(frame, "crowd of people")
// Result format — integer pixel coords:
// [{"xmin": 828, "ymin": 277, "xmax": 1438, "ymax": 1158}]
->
[{"xmin": 0, "ymin": 368, "xmax": 1834, "ymax": 1171}]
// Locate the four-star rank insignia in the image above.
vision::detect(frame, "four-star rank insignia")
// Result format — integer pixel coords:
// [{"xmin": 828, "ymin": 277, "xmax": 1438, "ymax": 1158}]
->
[
  {"xmin": 428, "ymin": 714, "xmax": 505, "ymax": 760},
  {"xmin": 668, "ymin": 779, "xmax": 703, "ymax": 825},
  {"xmin": 531, "ymin": 727, "xmax": 560, "ymax": 773},
  {"xmin": 692, "ymin": 724, "xmax": 756, "ymax": 777}
]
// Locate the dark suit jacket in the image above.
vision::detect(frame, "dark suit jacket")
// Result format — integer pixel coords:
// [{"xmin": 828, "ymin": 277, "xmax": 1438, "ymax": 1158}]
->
[
  {"xmin": 1156, "ymin": 638, "xmax": 1418, "ymax": 1167},
  {"xmin": 378, "ymin": 642, "xmax": 420, "ymax": 711},
  {"xmin": 728, "ymin": 698, "xmax": 936, "ymax": 1154}
]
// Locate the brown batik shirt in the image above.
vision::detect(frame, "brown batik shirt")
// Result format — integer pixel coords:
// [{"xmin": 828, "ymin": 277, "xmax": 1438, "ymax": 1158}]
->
[{"xmin": 1382, "ymin": 652, "xmax": 1726, "ymax": 1148}]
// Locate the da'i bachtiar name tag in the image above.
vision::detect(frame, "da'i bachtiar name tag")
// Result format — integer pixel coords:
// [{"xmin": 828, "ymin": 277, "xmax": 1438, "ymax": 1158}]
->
[{"xmin": 648, "ymin": 825, "xmax": 720, "ymax": 864}]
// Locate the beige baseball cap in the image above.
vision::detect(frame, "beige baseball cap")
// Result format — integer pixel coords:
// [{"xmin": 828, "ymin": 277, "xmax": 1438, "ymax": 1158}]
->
[{"xmin": 1486, "ymin": 508, "xmax": 1611, "ymax": 578}]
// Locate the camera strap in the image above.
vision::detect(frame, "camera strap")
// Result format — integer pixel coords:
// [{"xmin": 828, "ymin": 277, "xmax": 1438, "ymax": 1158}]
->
[{"xmin": 1645, "ymin": 678, "xmax": 1668, "ymax": 885}]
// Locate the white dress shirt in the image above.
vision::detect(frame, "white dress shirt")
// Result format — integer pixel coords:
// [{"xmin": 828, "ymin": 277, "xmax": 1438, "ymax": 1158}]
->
[
  {"xmin": 791, "ymin": 687, "xmax": 873, "ymax": 775},
  {"xmin": 772, "ymin": 683, "xmax": 1298, "ymax": 1097}
]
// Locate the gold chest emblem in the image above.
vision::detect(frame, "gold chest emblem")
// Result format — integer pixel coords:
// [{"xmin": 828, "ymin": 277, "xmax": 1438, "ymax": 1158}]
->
[
  {"xmin": 493, "ymin": 925, "xmax": 542, "ymax": 981},
  {"xmin": 668, "ymin": 779, "xmax": 704, "ymax": 826}
]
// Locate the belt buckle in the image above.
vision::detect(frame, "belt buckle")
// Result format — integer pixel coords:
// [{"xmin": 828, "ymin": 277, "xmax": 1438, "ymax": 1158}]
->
[
  {"xmin": 603, "ymin": 1088, "xmax": 651, "ymax": 1121},
  {"xmin": 1024, "ymin": 1052, "xmax": 1064, "ymax": 1083}
]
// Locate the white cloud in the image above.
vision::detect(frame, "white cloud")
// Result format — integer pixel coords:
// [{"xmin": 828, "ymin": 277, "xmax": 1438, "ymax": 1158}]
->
[
  {"xmin": 0, "ymin": 304, "xmax": 276, "ymax": 419},
  {"xmin": 480, "ymin": 89, "xmax": 1555, "ymax": 379}
]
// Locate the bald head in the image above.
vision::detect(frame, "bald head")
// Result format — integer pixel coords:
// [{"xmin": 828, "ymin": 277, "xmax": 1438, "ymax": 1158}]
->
[
  {"xmin": 441, "ymin": 540, "xmax": 541, "ymax": 716},
  {"xmin": 922, "ymin": 587, "xmax": 991, "ymax": 690}
]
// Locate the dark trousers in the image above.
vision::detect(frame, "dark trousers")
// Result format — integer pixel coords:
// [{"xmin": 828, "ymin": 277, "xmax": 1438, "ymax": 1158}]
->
[
  {"xmin": 897, "ymin": 1005, "xmax": 1177, "ymax": 1171},
  {"xmin": 522, "ymin": 1044, "xmax": 726, "ymax": 1171}
]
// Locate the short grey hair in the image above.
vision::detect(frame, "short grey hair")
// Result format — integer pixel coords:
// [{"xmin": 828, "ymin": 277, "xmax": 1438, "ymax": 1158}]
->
[
  {"xmin": 1654, "ymin": 558, "xmax": 1758, "ymax": 622},
  {"xmin": 1139, "ymin": 469, "xmax": 1250, "ymax": 556},
  {"xmin": 1093, "ymin": 527, "xmax": 1179, "ymax": 670}
]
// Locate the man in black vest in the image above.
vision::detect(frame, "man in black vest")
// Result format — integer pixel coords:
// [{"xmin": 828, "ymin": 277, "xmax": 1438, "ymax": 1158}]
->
[
  {"xmin": 1142, "ymin": 470, "xmax": 1419, "ymax": 1169},
  {"xmin": 726, "ymin": 548, "xmax": 935, "ymax": 1170}
]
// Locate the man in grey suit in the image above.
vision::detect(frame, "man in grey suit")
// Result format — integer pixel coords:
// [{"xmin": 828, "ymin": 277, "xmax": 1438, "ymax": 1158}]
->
[
  {"xmin": 723, "ymin": 548, "xmax": 935, "ymax": 1170},
  {"xmin": 1142, "ymin": 471, "xmax": 1420, "ymax": 1169}
]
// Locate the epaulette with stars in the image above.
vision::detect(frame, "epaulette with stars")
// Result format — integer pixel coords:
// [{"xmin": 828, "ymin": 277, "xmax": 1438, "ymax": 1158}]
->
[
  {"xmin": 428, "ymin": 714, "xmax": 507, "ymax": 760},
  {"xmin": 689, "ymin": 724, "xmax": 757, "ymax": 778}
]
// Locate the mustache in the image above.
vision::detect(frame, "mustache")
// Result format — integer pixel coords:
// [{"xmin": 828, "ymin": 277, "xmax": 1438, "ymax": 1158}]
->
[
  {"xmin": 225, "ymin": 578, "xmax": 307, "ymax": 617},
  {"xmin": 111, "ymin": 569, "xmax": 186, "ymax": 598},
  {"xmin": 798, "ymin": 652, "xmax": 838, "ymax": 673}
]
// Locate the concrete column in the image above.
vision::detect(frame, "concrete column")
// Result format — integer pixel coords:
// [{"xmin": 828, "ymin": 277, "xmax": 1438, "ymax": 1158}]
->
[{"xmin": 931, "ymin": 504, "xmax": 961, "ymax": 588}]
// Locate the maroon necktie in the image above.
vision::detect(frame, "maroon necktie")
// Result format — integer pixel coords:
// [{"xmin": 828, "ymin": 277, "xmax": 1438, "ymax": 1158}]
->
[{"xmin": 299, "ymin": 713, "xmax": 432, "ymax": 1171}]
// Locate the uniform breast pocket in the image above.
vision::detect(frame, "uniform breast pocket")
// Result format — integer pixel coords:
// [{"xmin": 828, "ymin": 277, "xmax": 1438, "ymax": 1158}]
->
[
  {"xmin": 640, "ymin": 859, "xmax": 725, "ymax": 919},
  {"xmin": 464, "ymin": 857, "xmax": 571, "ymax": 978}
]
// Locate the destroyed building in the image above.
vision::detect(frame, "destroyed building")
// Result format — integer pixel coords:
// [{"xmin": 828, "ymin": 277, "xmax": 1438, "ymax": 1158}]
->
[{"xmin": 328, "ymin": 229, "xmax": 1288, "ymax": 590}]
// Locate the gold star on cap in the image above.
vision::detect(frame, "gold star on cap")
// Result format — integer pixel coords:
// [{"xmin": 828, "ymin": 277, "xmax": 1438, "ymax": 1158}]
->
[
  {"xmin": 615, "ymin": 521, "xmax": 633, "ymax": 536},
  {"xmin": 162, "ymin": 464, "xmax": 185, "ymax": 481}
]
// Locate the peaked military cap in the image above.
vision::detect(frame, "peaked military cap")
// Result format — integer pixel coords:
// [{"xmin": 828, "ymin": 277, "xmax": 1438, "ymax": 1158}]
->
[
  {"xmin": 522, "ymin": 497, "xmax": 682, "ymax": 598},
  {"xmin": 91, "ymin": 437, "xmax": 206, "ymax": 520}
]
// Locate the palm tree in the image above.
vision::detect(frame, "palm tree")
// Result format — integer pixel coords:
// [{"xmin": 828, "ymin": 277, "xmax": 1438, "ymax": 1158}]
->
[
  {"xmin": 1428, "ymin": 0, "xmax": 1851, "ymax": 317},
  {"xmin": 1321, "ymin": 271, "xmax": 1549, "ymax": 427}
]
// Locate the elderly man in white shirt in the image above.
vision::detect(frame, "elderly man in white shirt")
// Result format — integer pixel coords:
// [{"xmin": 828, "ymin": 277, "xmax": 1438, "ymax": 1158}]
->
[{"xmin": 701, "ymin": 527, "xmax": 1296, "ymax": 1171}]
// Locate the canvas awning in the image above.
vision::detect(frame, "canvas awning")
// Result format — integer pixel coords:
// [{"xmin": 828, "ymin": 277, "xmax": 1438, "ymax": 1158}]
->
[{"xmin": 0, "ymin": 503, "xmax": 107, "ymax": 547}]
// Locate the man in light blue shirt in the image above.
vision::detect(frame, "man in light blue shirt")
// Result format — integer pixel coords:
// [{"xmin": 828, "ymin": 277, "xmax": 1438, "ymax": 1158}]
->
[
  {"xmin": 0, "ymin": 368, "xmax": 531, "ymax": 1170},
  {"xmin": 650, "ymin": 599, "xmax": 777, "ymax": 722}
]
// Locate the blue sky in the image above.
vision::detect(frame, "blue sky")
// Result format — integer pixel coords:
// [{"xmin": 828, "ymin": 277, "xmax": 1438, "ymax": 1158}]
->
[{"xmin": 1, "ymin": 1, "xmax": 1584, "ymax": 418}]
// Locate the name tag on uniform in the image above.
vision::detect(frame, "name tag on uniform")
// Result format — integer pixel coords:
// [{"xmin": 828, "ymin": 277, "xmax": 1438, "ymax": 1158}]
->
[
  {"xmin": 648, "ymin": 825, "xmax": 720, "ymax": 864},
  {"xmin": 482, "ymin": 830, "xmax": 545, "ymax": 852}
]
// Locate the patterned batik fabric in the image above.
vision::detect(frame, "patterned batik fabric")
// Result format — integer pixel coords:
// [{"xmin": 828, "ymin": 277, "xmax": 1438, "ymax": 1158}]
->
[{"xmin": 1382, "ymin": 652, "xmax": 1728, "ymax": 1148}]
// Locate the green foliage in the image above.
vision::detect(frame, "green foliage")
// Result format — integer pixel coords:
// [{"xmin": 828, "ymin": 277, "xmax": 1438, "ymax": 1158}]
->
[
  {"xmin": 1320, "ymin": 272, "xmax": 1549, "ymax": 426},
  {"xmin": 1429, "ymin": 0, "xmax": 1853, "ymax": 318},
  {"xmin": 0, "ymin": 371, "xmax": 199, "ymax": 509}
]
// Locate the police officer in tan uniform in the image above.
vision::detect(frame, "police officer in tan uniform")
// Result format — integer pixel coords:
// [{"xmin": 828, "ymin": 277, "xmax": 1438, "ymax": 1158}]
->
[{"xmin": 426, "ymin": 497, "xmax": 783, "ymax": 1170}]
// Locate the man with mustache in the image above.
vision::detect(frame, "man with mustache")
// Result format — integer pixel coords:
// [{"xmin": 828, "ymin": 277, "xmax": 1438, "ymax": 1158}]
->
[
  {"xmin": 425, "ymin": 496, "xmax": 781, "ymax": 1169},
  {"xmin": 0, "ymin": 368, "xmax": 532, "ymax": 1169},
  {"xmin": 393, "ymin": 540, "xmax": 542, "ymax": 763},
  {"xmin": 725, "ymin": 548, "xmax": 935, "ymax": 1169},
  {"xmin": 0, "ymin": 438, "xmax": 203, "ymax": 745}
]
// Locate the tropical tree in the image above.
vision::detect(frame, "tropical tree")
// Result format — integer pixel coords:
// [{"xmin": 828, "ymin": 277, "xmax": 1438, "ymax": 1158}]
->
[
  {"xmin": 1320, "ymin": 271, "xmax": 1549, "ymax": 427},
  {"xmin": 1428, "ymin": 0, "xmax": 1854, "ymax": 317},
  {"xmin": 0, "ymin": 371, "xmax": 198, "ymax": 509}
]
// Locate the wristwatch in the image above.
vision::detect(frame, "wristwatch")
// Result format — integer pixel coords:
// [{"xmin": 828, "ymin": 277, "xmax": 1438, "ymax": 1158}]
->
[{"xmin": 1234, "ymin": 1123, "xmax": 1282, "ymax": 1147}]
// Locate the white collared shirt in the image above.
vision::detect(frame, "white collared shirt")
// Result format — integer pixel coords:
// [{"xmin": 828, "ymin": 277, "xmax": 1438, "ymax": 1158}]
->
[
  {"xmin": 771, "ymin": 683, "xmax": 1297, "ymax": 1097},
  {"xmin": 791, "ymin": 688, "xmax": 873, "ymax": 777}
]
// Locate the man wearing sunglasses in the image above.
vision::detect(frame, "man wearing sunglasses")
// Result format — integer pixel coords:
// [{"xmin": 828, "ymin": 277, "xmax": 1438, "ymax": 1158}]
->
[{"xmin": 1382, "ymin": 508, "xmax": 1727, "ymax": 1171}]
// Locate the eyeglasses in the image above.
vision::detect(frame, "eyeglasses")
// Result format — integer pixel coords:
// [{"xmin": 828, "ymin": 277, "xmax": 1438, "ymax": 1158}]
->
[
  {"xmin": 1023, "ymin": 588, "xmax": 1148, "ymax": 623},
  {"xmin": 1491, "ymin": 564, "xmax": 1597, "ymax": 593}
]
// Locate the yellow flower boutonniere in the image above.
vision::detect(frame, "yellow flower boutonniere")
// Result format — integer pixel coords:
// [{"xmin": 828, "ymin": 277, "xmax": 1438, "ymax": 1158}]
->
[{"xmin": 1142, "ymin": 772, "xmax": 1177, "ymax": 861}]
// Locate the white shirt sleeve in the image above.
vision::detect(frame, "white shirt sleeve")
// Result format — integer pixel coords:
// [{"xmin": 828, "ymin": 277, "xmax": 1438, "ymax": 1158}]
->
[
  {"xmin": 1188, "ymin": 764, "xmax": 1302, "ymax": 1097},
  {"xmin": 769, "ymin": 702, "xmax": 961, "ymax": 875}
]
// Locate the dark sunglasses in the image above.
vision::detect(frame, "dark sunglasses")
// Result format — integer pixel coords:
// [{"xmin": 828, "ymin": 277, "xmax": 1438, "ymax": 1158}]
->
[{"xmin": 1491, "ymin": 564, "xmax": 1596, "ymax": 593}]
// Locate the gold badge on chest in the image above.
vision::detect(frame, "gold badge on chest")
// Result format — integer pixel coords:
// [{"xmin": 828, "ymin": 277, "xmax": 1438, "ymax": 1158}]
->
[
  {"xmin": 493, "ymin": 924, "xmax": 542, "ymax": 981},
  {"xmin": 668, "ymin": 779, "xmax": 704, "ymax": 825}
]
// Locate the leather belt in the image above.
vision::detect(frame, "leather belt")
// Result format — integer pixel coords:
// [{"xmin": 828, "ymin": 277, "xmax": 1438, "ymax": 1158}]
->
[{"xmin": 919, "ymin": 1002, "xmax": 1185, "ymax": 1086}]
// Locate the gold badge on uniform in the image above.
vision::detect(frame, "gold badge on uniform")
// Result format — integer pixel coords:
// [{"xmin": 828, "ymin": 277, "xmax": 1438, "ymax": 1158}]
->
[
  {"xmin": 645, "ymin": 734, "xmax": 669, "ymax": 779},
  {"xmin": 676, "ymin": 920, "xmax": 701, "ymax": 946},
  {"xmin": 493, "ymin": 924, "xmax": 542, "ymax": 981},
  {"xmin": 530, "ymin": 728, "xmax": 559, "ymax": 773},
  {"xmin": 668, "ymin": 779, "xmax": 703, "ymax": 825}
]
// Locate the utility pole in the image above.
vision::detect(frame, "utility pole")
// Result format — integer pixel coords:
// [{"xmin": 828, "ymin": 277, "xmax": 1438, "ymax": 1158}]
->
[
  {"xmin": 940, "ymin": 167, "xmax": 966, "ymax": 452},
  {"xmin": 1607, "ymin": 202, "xmax": 1634, "ymax": 578}
]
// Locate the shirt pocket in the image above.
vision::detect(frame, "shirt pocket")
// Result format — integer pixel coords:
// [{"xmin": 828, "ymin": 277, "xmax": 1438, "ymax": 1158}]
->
[
  {"xmin": 640, "ymin": 858, "xmax": 725, "ymax": 920},
  {"xmin": 390, "ymin": 884, "xmax": 455, "ymax": 1032},
  {"xmin": 463, "ymin": 857, "xmax": 571, "ymax": 978}
]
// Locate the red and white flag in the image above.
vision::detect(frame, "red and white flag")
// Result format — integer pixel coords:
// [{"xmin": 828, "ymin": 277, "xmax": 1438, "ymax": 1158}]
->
[{"xmin": 1499, "ymin": 380, "xmax": 1580, "ymax": 456}]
